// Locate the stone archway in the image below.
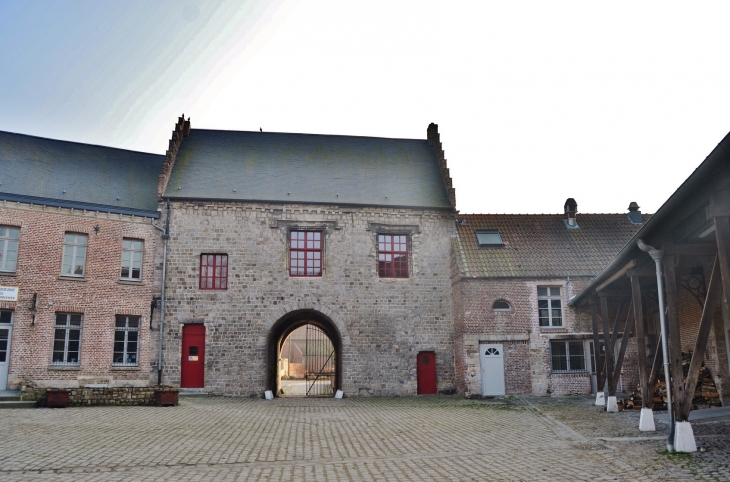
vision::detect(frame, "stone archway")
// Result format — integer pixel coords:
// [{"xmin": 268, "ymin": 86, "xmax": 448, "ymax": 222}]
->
[{"xmin": 266, "ymin": 309, "xmax": 342, "ymax": 397}]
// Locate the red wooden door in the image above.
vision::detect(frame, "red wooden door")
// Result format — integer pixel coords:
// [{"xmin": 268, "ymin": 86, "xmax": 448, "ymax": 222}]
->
[
  {"xmin": 417, "ymin": 351, "xmax": 437, "ymax": 395},
  {"xmin": 181, "ymin": 324, "xmax": 205, "ymax": 388}
]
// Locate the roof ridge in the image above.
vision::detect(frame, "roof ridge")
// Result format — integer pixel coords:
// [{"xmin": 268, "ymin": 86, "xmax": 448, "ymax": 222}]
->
[
  {"xmin": 190, "ymin": 128, "xmax": 425, "ymax": 143},
  {"xmin": 0, "ymin": 130, "xmax": 163, "ymax": 157}
]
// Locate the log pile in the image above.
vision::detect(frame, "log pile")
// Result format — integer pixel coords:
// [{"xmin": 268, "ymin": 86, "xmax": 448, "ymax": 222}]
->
[{"xmin": 620, "ymin": 351, "xmax": 721, "ymax": 411}]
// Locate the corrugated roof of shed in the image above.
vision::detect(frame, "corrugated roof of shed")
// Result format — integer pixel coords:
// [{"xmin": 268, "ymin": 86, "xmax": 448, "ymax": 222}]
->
[
  {"xmin": 163, "ymin": 129, "xmax": 452, "ymax": 209},
  {"xmin": 0, "ymin": 131, "xmax": 163, "ymax": 216},
  {"xmin": 454, "ymin": 213, "xmax": 649, "ymax": 278}
]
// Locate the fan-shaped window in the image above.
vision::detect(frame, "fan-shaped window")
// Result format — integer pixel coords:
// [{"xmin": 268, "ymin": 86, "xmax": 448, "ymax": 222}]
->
[
  {"xmin": 484, "ymin": 347, "xmax": 500, "ymax": 356},
  {"xmin": 492, "ymin": 300, "xmax": 512, "ymax": 312}
]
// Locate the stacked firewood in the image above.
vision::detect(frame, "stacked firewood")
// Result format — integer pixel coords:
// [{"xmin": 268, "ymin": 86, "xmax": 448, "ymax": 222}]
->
[{"xmin": 620, "ymin": 351, "xmax": 721, "ymax": 410}]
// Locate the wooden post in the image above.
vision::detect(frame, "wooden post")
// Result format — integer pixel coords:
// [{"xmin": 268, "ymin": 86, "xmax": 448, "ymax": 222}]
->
[
  {"xmin": 601, "ymin": 296, "xmax": 615, "ymax": 397},
  {"xmin": 663, "ymin": 254, "xmax": 686, "ymax": 422},
  {"xmin": 681, "ymin": 256, "xmax": 722, "ymax": 420},
  {"xmin": 591, "ymin": 299, "xmax": 603, "ymax": 392},
  {"xmin": 612, "ymin": 303, "xmax": 634, "ymax": 393},
  {"xmin": 648, "ymin": 343, "xmax": 662, "ymax": 405},
  {"xmin": 609, "ymin": 299, "xmax": 624, "ymax": 358},
  {"xmin": 631, "ymin": 276, "xmax": 651, "ymax": 408}
]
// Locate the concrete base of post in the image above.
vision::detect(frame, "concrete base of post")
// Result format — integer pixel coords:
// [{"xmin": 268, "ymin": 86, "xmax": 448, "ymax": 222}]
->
[
  {"xmin": 264, "ymin": 390, "xmax": 273, "ymax": 400},
  {"xmin": 334, "ymin": 390, "xmax": 343, "ymax": 399},
  {"xmin": 595, "ymin": 392, "xmax": 605, "ymax": 406},
  {"xmin": 639, "ymin": 408, "xmax": 656, "ymax": 431},
  {"xmin": 606, "ymin": 396, "xmax": 618, "ymax": 412},
  {"xmin": 674, "ymin": 421, "xmax": 697, "ymax": 452}
]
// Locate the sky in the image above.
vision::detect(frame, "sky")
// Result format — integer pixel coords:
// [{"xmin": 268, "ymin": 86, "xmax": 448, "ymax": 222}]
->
[{"xmin": 1, "ymin": 1, "xmax": 730, "ymax": 215}]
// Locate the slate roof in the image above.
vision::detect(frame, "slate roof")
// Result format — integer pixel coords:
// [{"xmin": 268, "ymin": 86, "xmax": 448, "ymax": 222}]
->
[
  {"xmin": 0, "ymin": 131, "xmax": 163, "ymax": 217},
  {"xmin": 454, "ymin": 213, "xmax": 649, "ymax": 278},
  {"xmin": 163, "ymin": 129, "xmax": 452, "ymax": 209}
]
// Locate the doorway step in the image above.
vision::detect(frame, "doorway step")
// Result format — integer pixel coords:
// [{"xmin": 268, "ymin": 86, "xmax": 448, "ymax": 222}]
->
[
  {"xmin": 0, "ymin": 390, "xmax": 37, "ymax": 409},
  {"xmin": 179, "ymin": 388, "xmax": 206, "ymax": 396}
]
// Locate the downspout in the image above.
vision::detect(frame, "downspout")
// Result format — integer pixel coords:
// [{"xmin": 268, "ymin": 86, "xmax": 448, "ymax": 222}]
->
[
  {"xmin": 637, "ymin": 239, "xmax": 675, "ymax": 452},
  {"xmin": 151, "ymin": 202, "xmax": 170, "ymax": 386}
]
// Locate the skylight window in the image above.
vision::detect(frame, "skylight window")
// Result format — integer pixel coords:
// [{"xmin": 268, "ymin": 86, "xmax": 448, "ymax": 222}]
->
[{"xmin": 476, "ymin": 230, "xmax": 503, "ymax": 247}]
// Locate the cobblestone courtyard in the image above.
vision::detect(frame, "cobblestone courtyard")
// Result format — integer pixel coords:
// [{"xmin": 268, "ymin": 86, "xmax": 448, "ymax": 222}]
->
[{"xmin": 1, "ymin": 395, "xmax": 729, "ymax": 481}]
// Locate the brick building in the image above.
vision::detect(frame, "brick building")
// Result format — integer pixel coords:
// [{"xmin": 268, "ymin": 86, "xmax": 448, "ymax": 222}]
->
[
  {"xmin": 0, "ymin": 131, "xmax": 162, "ymax": 391},
  {"xmin": 451, "ymin": 201, "xmax": 648, "ymax": 396},
  {"xmin": 153, "ymin": 121, "xmax": 458, "ymax": 397}
]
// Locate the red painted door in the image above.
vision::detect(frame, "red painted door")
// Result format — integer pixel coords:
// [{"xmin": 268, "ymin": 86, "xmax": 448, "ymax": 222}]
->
[
  {"xmin": 417, "ymin": 351, "xmax": 437, "ymax": 395},
  {"xmin": 181, "ymin": 324, "xmax": 205, "ymax": 388}
]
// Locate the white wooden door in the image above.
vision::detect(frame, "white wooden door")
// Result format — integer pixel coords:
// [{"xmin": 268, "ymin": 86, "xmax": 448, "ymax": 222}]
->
[
  {"xmin": 0, "ymin": 312, "xmax": 12, "ymax": 390},
  {"xmin": 480, "ymin": 343, "xmax": 505, "ymax": 396}
]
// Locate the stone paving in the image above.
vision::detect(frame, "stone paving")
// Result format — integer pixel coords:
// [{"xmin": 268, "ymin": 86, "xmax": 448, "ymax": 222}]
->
[{"xmin": 0, "ymin": 395, "xmax": 728, "ymax": 481}]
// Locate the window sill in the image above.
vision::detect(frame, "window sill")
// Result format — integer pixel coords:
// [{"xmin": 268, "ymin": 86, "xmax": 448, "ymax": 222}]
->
[
  {"xmin": 540, "ymin": 327, "xmax": 567, "ymax": 333},
  {"xmin": 118, "ymin": 279, "xmax": 144, "ymax": 286},
  {"xmin": 551, "ymin": 371, "xmax": 590, "ymax": 376},
  {"xmin": 111, "ymin": 366, "xmax": 140, "ymax": 371},
  {"xmin": 48, "ymin": 365, "xmax": 81, "ymax": 371},
  {"xmin": 0, "ymin": 271, "xmax": 17, "ymax": 277},
  {"xmin": 59, "ymin": 276, "xmax": 86, "ymax": 282}
]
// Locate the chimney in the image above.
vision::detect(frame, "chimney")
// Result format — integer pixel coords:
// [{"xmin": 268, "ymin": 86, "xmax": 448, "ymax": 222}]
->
[
  {"xmin": 627, "ymin": 202, "xmax": 643, "ymax": 224},
  {"xmin": 564, "ymin": 198, "xmax": 578, "ymax": 227}
]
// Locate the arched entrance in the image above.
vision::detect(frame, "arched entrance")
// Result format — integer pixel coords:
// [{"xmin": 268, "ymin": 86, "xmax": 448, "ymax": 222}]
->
[{"xmin": 267, "ymin": 309, "xmax": 341, "ymax": 397}]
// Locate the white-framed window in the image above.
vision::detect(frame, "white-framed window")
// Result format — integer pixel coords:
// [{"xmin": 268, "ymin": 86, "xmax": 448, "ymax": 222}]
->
[
  {"xmin": 113, "ymin": 315, "xmax": 140, "ymax": 366},
  {"xmin": 550, "ymin": 340, "xmax": 587, "ymax": 373},
  {"xmin": 0, "ymin": 226, "xmax": 19, "ymax": 273},
  {"xmin": 52, "ymin": 313, "xmax": 82, "ymax": 365},
  {"xmin": 62, "ymin": 233, "xmax": 87, "ymax": 277},
  {"xmin": 120, "ymin": 239, "xmax": 144, "ymax": 281},
  {"xmin": 538, "ymin": 286, "xmax": 562, "ymax": 327}
]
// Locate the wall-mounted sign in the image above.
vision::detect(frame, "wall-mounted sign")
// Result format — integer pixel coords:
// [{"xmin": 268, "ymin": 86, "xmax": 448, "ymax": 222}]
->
[
  {"xmin": 188, "ymin": 356, "xmax": 198, "ymax": 361},
  {"xmin": 0, "ymin": 286, "xmax": 19, "ymax": 302}
]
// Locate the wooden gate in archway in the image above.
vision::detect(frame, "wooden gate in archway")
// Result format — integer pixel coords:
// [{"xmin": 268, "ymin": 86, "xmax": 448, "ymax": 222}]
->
[{"xmin": 304, "ymin": 324, "xmax": 336, "ymax": 397}]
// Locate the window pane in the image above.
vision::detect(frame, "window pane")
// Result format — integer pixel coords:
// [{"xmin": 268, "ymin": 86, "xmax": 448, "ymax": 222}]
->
[
  {"xmin": 569, "ymin": 341, "xmax": 585, "ymax": 370},
  {"xmin": 70, "ymin": 315, "xmax": 82, "ymax": 325},
  {"xmin": 537, "ymin": 287, "xmax": 548, "ymax": 297},
  {"xmin": 65, "ymin": 234, "xmax": 75, "ymax": 243},
  {"xmin": 123, "ymin": 239, "xmax": 132, "ymax": 250},
  {"xmin": 550, "ymin": 287, "xmax": 561, "ymax": 296},
  {"xmin": 56, "ymin": 313, "xmax": 67, "ymax": 325},
  {"xmin": 128, "ymin": 318, "xmax": 139, "ymax": 328},
  {"xmin": 476, "ymin": 231, "xmax": 503, "ymax": 246},
  {"xmin": 551, "ymin": 342, "xmax": 567, "ymax": 371}
]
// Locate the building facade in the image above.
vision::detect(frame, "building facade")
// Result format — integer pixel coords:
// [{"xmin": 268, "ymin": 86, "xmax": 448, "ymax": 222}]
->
[
  {"xmin": 451, "ymin": 203, "xmax": 648, "ymax": 396},
  {"xmin": 0, "ymin": 131, "xmax": 162, "ymax": 391},
  {"xmin": 152, "ymin": 121, "xmax": 458, "ymax": 397}
]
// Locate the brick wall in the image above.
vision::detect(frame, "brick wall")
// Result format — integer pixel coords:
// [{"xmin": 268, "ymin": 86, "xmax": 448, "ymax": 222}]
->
[
  {"xmin": 154, "ymin": 201, "xmax": 456, "ymax": 397},
  {"xmin": 0, "ymin": 202, "xmax": 158, "ymax": 389}
]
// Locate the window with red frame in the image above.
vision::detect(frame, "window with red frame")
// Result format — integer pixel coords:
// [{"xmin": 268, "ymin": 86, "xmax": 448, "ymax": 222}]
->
[
  {"xmin": 199, "ymin": 254, "xmax": 228, "ymax": 289},
  {"xmin": 378, "ymin": 234, "xmax": 409, "ymax": 278},
  {"xmin": 290, "ymin": 231, "xmax": 322, "ymax": 276}
]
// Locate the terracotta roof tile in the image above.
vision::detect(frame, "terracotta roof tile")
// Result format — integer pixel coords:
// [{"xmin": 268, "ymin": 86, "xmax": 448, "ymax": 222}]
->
[{"xmin": 454, "ymin": 213, "xmax": 649, "ymax": 278}]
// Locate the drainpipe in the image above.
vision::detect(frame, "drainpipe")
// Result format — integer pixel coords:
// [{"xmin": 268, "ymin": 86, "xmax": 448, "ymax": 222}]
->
[
  {"xmin": 151, "ymin": 202, "xmax": 170, "ymax": 386},
  {"xmin": 637, "ymin": 239, "xmax": 675, "ymax": 452}
]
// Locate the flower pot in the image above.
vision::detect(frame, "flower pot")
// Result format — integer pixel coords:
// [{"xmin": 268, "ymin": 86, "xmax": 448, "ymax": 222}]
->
[
  {"xmin": 155, "ymin": 390, "xmax": 178, "ymax": 406},
  {"xmin": 46, "ymin": 390, "xmax": 70, "ymax": 408}
]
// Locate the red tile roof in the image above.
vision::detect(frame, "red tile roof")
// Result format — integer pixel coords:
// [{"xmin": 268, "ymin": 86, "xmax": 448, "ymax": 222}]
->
[{"xmin": 454, "ymin": 213, "xmax": 649, "ymax": 278}]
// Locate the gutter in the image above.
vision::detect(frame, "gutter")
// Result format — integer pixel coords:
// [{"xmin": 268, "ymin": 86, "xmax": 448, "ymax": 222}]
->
[
  {"xmin": 569, "ymin": 130, "xmax": 730, "ymax": 307},
  {"xmin": 160, "ymin": 196, "xmax": 456, "ymax": 212},
  {"xmin": 151, "ymin": 202, "xmax": 170, "ymax": 386},
  {"xmin": 0, "ymin": 192, "xmax": 160, "ymax": 218}
]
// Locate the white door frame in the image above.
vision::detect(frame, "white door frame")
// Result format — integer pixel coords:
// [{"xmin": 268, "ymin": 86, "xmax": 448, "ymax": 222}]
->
[
  {"xmin": 480, "ymin": 343, "xmax": 506, "ymax": 396},
  {"xmin": 0, "ymin": 311, "xmax": 13, "ymax": 391}
]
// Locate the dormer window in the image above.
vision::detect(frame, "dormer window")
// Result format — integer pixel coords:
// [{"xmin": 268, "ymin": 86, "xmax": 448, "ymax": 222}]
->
[{"xmin": 476, "ymin": 230, "xmax": 503, "ymax": 247}]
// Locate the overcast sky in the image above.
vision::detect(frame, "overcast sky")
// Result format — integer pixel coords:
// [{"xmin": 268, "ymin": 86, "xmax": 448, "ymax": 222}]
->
[{"xmin": 2, "ymin": 1, "xmax": 729, "ymax": 214}]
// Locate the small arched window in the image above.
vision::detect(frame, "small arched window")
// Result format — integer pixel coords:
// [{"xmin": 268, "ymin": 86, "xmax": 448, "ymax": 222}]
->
[{"xmin": 492, "ymin": 300, "xmax": 512, "ymax": 312}]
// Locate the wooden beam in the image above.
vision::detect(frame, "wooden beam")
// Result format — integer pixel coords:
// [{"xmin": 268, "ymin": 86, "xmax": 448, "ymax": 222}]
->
[
  {"xmin": 631, "ymin": 276, "xmax": 651, "ymax": 408},
  {"xmin": 712, "ymin": 207, "xmax": 730, "ymax": 322},
  {"xmin": 601, "ymin": 296, "xmax": 615, "ymax": 397},
  {"xmin": 596, "ymin": 259, "xmax": 637, "ymax": 292},
  {"xmin": 648, "ymin": 342, "xmax": 663, "ymax": 402},
  {"xmin": 608, "ymin": 299, "xmax": 624, "ymax": 357},
  {"xmin": 626, "ymin": 268, "xmax": 658, "ymax": 277},
  {"xmin": 595, "ymin": 290, "xmax": 632, "ymax": 298},
  {"xmin": 591, "ymin": 300, "xmax": 603, "ymax": 392},
  {"xmin": 708, "ymin": 203, "xmax": 730, "ymax": 218},
  {"xmin": 681, "ymin": 256, "xmax": 722, "ymax": 420},
  {"xmin": 612, "ymin": 303, "xmax": 634, "ymax": 392},
  {"xmin": 664, "ymin": 243, "xmax": 717, "ymax": 257},
  {"xmin": 663, "ymin": 254, "xmax": 686, "ymax": 422}
]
